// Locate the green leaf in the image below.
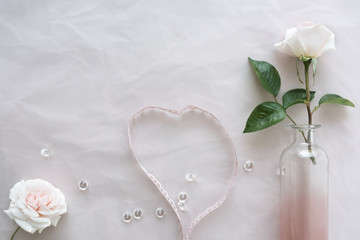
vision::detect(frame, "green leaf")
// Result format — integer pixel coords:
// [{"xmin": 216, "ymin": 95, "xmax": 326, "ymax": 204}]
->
[
  {"xmin": 249, "ymin": 58, "xmax": 281, "ymax": 97},
  {"xmin": 319, "ymin": 94, "xmax": 355, "ymax": 107},
  {"xmin": 243, "ymin": 102, "xmax": 286, "ymax": 133},
  {"xmin": 282, "ymin": 89, "xmax": 316, "ymax": 109}
]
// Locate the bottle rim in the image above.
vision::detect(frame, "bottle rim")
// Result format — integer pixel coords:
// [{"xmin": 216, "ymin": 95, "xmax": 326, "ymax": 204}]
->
[{"xmin": 289, "ymin": 124, "xmax": 321, "ymax": 130}]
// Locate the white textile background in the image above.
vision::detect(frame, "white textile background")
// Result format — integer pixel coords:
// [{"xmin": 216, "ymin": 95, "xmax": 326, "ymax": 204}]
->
[{"xmin": 1, "ymin": 0, "xmax": 360, "ymax": 239}]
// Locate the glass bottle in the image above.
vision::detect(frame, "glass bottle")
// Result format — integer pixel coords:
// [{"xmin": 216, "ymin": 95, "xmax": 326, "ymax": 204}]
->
[{"xmin": 280, "ymin": 125, "xmax": 329, "ymax": 240}]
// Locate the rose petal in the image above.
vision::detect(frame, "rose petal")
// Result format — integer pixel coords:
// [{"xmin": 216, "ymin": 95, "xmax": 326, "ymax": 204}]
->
[
  {"xmin": 296, "ymin": 24, "xmax": 335, "ymax": 57},
  {"xmin": 30, "ymin": 216, "xmax": 51, "ymax": 224},
  {"xmin": 284, "ymin": 27, "xmax": 298, "ymax": 40},
  {"xmin": 15, "ymin": 219, "xmax": 37, "ymax": 234},
  {"xmin": 21, "ymin": 205, "xmax": 39, "ymax": 218},
  {"xmin": 50, "ymin": 216, "xmax": 61, "ymax": 227},
  {"xmin": 274, "ymin": 41, "xmax": 297, "ymax": 57},
  {"xmin": 15, "ymin": 200, "xmax": 26, "ymax": 210},
  {"xmin": 4, "ymin": 209, "xmax": 15, "ymax": 220},
  {"xmin": 275, "ymin": 27, "xmax": 305, "ymax": 57},
  {"xmin": 28, "ymin": 218, "xmax": 51, "ymax": 231},
  {"xmin": 284, "ymin": 34, "xmax": 307, "ymax": 58},
  {"xmin": 38, "ymin": 206, "xmax": 67, "ymax": 217},
  {"xmin": 316, "ymin": 31, "xmax": 335, "ymax": 57},
  {"xmin": 38, "ymin": 201, "xmax": 67, "ymax": 217},
  {"xmin": 297, "ymin": 22, "xmax": 315, "ymax": 28},
  {"xmin": 9, "ymin": 180, "xmax": 24, "ymax": 201},
  {"xmin": 9, "ymin": 207, "xmax": 28, "ymax": 221}
]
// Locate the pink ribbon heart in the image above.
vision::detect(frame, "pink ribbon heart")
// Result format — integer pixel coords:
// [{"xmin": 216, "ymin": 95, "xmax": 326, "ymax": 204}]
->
[{"xmin": 128, "ymin": 105, "xmax": 238, "ymax": 240}]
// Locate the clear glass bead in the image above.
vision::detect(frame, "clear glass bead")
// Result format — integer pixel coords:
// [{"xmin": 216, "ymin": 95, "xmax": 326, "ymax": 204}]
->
[
  {"xmin": 133, "ymin": 208, "xmax": 143, "ymax": 220},
  {"xmin": 41, "ymin": 148, "xmax": 51, "ymax": 158},
  {"xmin": 185, "ymin": 173, "xmax": 196, "ymax": 182},
  {"xmin": 243, "ymin": 160, "xmax": 254, "ymax": 172},
  {"xmin": 177, "ymin": 201, "xmax": 188, "ymax": 212},
  {"xmin": 122, "ymin": 212, "xmax": 132, "ymax": 223},
  {"xmin": 178, "ymin": 192, "xmax": 188, "ymax": 202},
  {"xmin": 78, "ymin": 180, "xmax": 89, "ymax": 191},
  {"xmin": 155, "ymin": 208, "xmax": 166, "ymax": 218}
]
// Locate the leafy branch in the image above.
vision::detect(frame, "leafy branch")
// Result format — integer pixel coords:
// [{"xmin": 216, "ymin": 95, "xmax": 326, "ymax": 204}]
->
[
  {"xmin": 244, "ymin": 57, "xmax": 355, "ymax": 165},
  {"xmin": 244, "ymin": 58, "xmax": 355, "ymax": 134}
]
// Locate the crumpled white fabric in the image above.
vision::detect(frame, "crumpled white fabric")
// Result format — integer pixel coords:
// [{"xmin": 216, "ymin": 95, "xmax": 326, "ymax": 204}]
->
[{"xmin": 0, "ymin": 0, "xmax": 359, "ymax": 239}]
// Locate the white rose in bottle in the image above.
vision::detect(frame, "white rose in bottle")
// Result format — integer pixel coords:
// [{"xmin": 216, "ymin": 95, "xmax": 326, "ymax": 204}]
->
[
  {"xmin": 4, "ymin": 179, "xmax": 67, "ymax": 234},
  {"xmin": 274, "ymin": 23, "xmax": 335, "ymax": 59}
]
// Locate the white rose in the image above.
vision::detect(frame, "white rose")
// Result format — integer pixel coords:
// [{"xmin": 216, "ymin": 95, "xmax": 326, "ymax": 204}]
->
[
  {"xmin": 274, "ymin": 23, "xmax": 335, "ymax": 59},
  {"xmin": 4, "ymin": 179, "xmax": 67, "ymax": 234}
]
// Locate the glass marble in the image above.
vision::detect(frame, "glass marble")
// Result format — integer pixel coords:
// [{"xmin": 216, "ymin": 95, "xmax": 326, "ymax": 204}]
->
[
  {"xmin": 155, "ymin": 208, "xmax": 166, "ymax": 218},
  {"xmin": 41, "ymin": 148, "xmax": 51, "ymax": 158},
  {"xmin": 78, "ymin": 180, "xmax": 89, "ymax": 191},
  {"xmin": 177, "ymin": 201, "xmax": 187, "ymax": 212},
  {"xmin": 123, "ymin": 212, "xmax": 132, "ymax": 223},
  {"xmin": 133, "ymin": 208, "xmax": 143, "ymax": 220},
  {"xmin": 185, "ymin": 173, "xmax": 196, "ymax": 182},
  {"xmin": 178, "ymin": 192, "xmax": 188, "ymax": 202},
  {"xmin": 243, "ymin": 160, "xmax": 254, "ymax": 172}
]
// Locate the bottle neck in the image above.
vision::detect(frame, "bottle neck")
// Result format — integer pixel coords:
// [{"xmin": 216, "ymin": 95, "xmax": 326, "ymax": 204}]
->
[{"xmin": 290, "ymin": 125, "xmax": 320, "ymax": 145}]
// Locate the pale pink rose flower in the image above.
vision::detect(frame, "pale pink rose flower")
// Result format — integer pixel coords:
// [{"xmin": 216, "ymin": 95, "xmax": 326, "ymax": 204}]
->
[
  {"xmin": 4, "ymin": 179, "xmax": 67, "ymax": 234},
  {"xmin": 275, "ymin": 23, "xmax": 335, "ymax": 58}
]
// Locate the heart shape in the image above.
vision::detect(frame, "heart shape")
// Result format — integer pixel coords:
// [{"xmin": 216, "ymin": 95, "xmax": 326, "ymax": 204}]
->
[{"xmin": 128, "ymin": 105, "xmax": 238, "ymax": 240}]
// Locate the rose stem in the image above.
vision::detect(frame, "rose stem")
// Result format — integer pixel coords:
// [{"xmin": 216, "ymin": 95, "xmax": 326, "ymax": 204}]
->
[
  {"xmin": 304, "ymin": 60, "xmax": 313, "ymax": 125},
  {"xmin": 304, "ymin": 59, "xmax": 316, "ymax": 165},
  {"xmin": 274, "ymin": 97, "xmax": 308, "ymax": 141},
  {"xmin": 10, "ymin": 226, "xmax": 20, "ymax": 240}
]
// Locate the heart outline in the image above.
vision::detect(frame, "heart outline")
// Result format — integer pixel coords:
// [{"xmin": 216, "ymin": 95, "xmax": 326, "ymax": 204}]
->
[{"xmin": 128, "ymin": 105, "xmax": 238, "ymax": 240}]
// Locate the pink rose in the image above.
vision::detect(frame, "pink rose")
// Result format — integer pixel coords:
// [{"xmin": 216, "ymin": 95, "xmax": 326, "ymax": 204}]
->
[{"xmin": 4, "ymin": 179, "xmax": 67, "ymax": 234}]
